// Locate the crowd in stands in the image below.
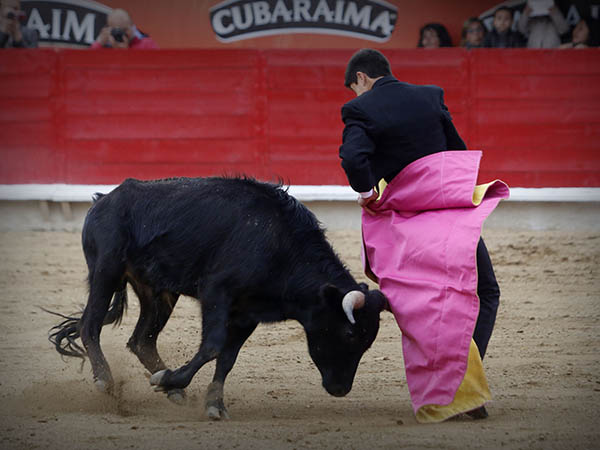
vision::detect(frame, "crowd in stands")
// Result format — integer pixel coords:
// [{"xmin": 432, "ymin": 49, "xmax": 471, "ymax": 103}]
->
[
  {"xmin": 0, "ymin": 1, "xmax": 157, "ymax": 49},
  {"xmin": 1, "ymin": 0, "xmax": 598, "ymax": 50},
  {"xmin": 420, "ymin": 2, "xmax": 599, "ymax": 50}
]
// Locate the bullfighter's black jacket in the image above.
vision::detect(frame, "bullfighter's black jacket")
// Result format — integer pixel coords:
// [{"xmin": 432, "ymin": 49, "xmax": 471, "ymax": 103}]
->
[{"xmin": 339, "ymin": 75, "xmax": 466, "ymax": 193}]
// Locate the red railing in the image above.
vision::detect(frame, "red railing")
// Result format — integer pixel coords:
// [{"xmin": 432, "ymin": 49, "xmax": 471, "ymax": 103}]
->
[{"xmin": 1, "ymin": 48, "xmax": 599, "ymax": 187}]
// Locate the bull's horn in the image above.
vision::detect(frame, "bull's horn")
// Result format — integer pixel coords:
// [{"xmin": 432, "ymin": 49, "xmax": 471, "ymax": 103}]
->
[{"xmin": 342, "ymin": 290, "xmax": 365, "ymax": 324}]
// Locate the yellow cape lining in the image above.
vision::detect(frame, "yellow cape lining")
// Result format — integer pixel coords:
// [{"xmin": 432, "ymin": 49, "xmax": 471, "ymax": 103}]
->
[
  {"xmin": 415, "ymin": 339, "xmax": 492, "ymax": 423},
  {"xmin": 472, "ymin": 182, "xmax": 495, "ymax": 206}
]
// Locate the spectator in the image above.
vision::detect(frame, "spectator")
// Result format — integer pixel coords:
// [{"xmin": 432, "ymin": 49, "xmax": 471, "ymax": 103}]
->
[
  {"xmin": 484, "ymin": 6, "xmax": 526, "ymax": 48},
  {"xmin": 418, "ymin": 23, "xmax": 453, "ymax": 48},
  {"xmin": 91, "ymin": 8, "xmax": 158, "ymax": 49},
  {"xmin": 461, "ymin": 17, "xmax": 486, "ymax": 49},
  {"xmin": 518, "ymin": 1, "xmax": 569, "ymax": 48},
  {"xmin": 0, "ymin": 0, "xmax": 38, "ymax": 48},
  {"xmin": 559, "ymin": 18, "xmax": 596, "ymax": 48}
]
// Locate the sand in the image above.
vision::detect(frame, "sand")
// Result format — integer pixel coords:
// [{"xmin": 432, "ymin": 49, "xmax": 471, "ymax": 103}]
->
[{"xmin": 0, "ymin": 229, "xmax": 599, "ymax": 450}]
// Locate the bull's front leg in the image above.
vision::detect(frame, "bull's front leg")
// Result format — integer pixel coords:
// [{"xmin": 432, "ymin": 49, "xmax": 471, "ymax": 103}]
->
[
  {"xmin": 128, "ymin": 287, "xmax": 186, "ymax": 404},
  {"xmin": 150, "ymin": 289, "xmax": 230, "ymax": 397},
  {"xmin": 205, "ymin": 321, "xmax": 257, "ymax": 420},
  {"xmin": 149, "ymin": 347, "xmax": 217, "ymax": 392}
]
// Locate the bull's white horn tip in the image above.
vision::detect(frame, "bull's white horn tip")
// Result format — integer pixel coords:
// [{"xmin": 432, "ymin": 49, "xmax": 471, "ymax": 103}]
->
[{"xmin": 342, "ymin": 290, "xmax": 365, "ymax": 324}]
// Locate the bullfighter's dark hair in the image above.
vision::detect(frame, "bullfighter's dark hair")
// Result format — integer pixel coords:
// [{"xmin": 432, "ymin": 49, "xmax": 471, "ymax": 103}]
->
[
  {"xmin": 344, "ymin": 48, "xmax": 392, "ymax": 88},
  {"xmin": 418, "ymin": 22, "xmax": 453, "ymax": 47}
]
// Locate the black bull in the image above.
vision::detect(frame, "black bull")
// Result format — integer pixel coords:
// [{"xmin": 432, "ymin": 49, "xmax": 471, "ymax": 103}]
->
[{"xmin": 49, "ymin": 177, "xmax": 387, "ymax": 419}]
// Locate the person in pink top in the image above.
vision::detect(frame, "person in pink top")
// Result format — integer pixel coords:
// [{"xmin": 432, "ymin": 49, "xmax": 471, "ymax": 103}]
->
[{"xmin": 90, "ymin": 8, "xmax": 158, "ymax": 49}]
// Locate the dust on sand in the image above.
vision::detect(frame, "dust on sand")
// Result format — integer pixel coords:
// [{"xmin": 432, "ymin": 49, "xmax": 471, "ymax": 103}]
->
[{"xmin": 0, "ymin": 229, "xmax": 598, "ymax": 450}]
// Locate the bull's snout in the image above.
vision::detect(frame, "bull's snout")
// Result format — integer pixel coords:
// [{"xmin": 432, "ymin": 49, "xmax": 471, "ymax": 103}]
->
[{"xmin": 323, "ymin": 382, "xmax": 351, "ymax": 397}]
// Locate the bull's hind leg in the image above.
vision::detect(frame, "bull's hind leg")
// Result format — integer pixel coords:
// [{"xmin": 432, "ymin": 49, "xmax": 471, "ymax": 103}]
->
[
  {"xmin": 126, "ymin": 282, "xmax": 185, "ymax": 403},
  {"xmin": 127, "ymin": 282, "xmax": 178, "ymax": 372},
  {"xmin": 79, "ymin": 265, "xmax": 124, "ymax": 394},
  {"xmin": 205, "ymin": 320, "xmax": 257, "ymax": 420}
]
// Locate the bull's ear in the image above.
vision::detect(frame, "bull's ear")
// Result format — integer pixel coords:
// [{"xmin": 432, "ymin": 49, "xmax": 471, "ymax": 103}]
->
[
  {"xmin": 370, "ymin": 290, "xmax": 389, "ymax": 312},
  {"xmin": 319, "ymin": 284, "xmax": 343, "ymax": 303}
]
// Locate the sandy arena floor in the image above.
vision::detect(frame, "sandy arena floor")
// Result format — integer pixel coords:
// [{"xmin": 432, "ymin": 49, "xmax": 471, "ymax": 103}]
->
[{"xmin": 0, "ymin": 229, "xmax": 598, "ymax": 450}]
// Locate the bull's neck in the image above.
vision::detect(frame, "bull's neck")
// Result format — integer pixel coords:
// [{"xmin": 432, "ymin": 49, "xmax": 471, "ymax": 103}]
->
[{"xmin": 284, "ymin": 266, "xmax": 357, "ymax": 325}]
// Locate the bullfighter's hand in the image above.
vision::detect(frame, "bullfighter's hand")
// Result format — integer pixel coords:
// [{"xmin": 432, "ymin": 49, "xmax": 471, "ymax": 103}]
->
[{"xmin": 358, "ymin": 190, "xmax": 378, "ymax": 216}]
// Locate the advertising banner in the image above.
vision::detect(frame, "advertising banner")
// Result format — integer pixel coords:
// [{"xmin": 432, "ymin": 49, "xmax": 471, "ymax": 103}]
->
[
  {"xmin": 19, "ymin": 0, "xmax": 593, "ymax": 49},
  {"xmin": 209, "ymin": 0, "xmax": 397, "ymax": 43},
  {"xmin": 21, "ymin": 0, "xmax": 110, "ymax": 47}
]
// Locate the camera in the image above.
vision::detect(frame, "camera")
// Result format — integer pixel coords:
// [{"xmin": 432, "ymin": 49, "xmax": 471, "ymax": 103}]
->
[
  {"xmin": 6, "ymin": 11, "xmax": 24, "ymax": 20},
  {"xmin": 110, "ymin": 28, "xmax": 125, "ymax": 43}
]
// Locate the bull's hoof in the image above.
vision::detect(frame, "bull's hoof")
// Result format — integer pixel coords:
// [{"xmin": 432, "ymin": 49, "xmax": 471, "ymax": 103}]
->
[
  {"xmin": 94, "ymin": 378, "xmax": 114, "ymax": 394},
  {"xmin": 149, "ymin": 369, "xmax": 169, "ymax": 390},
  {"xmin": 150, "ymin": 370, "xmax": 186, "ymax": 403},
  {"xmin": 167, "ymin": 388, "xmax": 186, "ymax": 405},
  {"xmin": 205, "ymin": 381, "xmax": 228, "ymax": 420},
  {"xmin": 206, "ymin": 404, "xmax": 230, "ymax": 421}
]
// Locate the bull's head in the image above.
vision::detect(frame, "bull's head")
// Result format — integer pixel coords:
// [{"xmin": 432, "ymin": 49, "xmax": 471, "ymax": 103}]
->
[{"xmin": 305, "ymin": 284, "xmax": 387, "ymax": 397}]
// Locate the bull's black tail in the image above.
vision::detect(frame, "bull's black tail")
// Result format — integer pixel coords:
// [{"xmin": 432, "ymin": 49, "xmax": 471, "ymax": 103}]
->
[
  {"xmin": 45, "ymin": 287, "xmax": 128, "ymax": 359},
  {"xmin": 47, "ymin": 309, "xmax": 85, "ymax": 358}
]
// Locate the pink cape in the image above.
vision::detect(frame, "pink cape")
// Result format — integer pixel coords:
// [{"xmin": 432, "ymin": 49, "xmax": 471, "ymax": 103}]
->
[{"xmin": 361, "ymin": 151, "xmax": 509, "ymax": 413}]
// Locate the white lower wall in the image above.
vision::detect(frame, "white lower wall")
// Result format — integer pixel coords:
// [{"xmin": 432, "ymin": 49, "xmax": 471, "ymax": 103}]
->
[
  {"xmin": 1, "ymin": 199, "xmax": 598, "ymax": 232},
  {"xmin": 1, "ymin": 183, "xmax": 598, "ymax": 232}
]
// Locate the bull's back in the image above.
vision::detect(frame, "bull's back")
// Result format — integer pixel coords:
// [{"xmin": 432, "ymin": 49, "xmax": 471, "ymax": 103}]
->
[{"xmin": 84, "ymin": 177, "xmax": 316, "ymax": 293}]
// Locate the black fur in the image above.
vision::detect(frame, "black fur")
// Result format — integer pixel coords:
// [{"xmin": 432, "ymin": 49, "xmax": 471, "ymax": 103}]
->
[
  {"xmin": 46, "ymin": 287, "xmax": 127, "ymax": 358},
  {"xmin": 49, "ymin": 176, "xmax": 387, "ymax": 414}
]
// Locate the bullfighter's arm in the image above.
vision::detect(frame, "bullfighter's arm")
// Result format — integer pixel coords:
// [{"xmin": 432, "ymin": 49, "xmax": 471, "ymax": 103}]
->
[
  {"xmin": 439, "ymin": 89, "xmax": 467, "ymax": 150},
  {"xmin": 339, "ymin": 102, "xmax": 377, "ymax": 193}
]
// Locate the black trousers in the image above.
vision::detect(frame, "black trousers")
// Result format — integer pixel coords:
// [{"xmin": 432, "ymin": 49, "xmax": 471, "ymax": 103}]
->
[{"xmin": 474, "ymin": 238, "xmax": 500, "ymax": 359}]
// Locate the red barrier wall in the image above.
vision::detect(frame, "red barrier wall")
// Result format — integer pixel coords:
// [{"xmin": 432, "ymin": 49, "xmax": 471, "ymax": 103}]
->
[{"xmin": 1, "ymin": 48, "xmax": 599, "ymax": 187}]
